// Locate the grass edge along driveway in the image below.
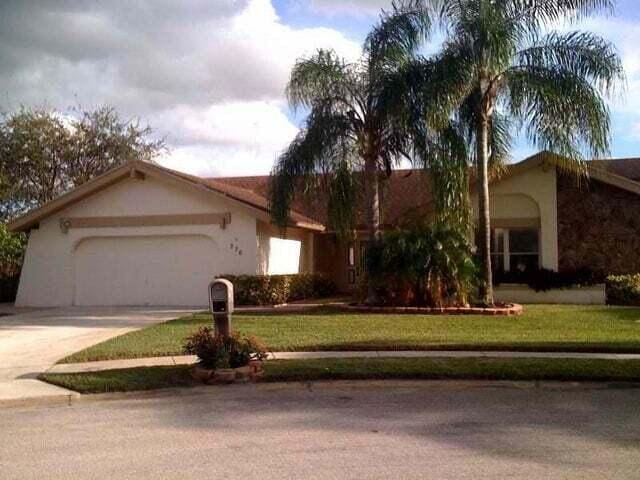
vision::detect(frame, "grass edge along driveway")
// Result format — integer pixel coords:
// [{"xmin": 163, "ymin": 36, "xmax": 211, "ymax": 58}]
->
[
  {"xmin": 41, "ymin": 357, "xmax": 640, "ymax": 394},
  {"xmin": 60, "ymin": 305, "xmax": 640, "ymax": 364}
]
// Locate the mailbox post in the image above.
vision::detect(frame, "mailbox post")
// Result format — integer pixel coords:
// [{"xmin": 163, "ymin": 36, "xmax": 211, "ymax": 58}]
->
[{"xmin": 208, "ymin": 278, "xmax": 234, "ymax": 337}]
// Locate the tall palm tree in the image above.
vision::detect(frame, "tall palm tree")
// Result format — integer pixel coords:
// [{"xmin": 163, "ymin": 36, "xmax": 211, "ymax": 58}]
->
[
  {"xmin": 422, "ymin": 0, "xmax": 624, "ymax": 305},
  {"xmin": 269, "ymin": 1, "xmax": 432, "ymax": 302}
]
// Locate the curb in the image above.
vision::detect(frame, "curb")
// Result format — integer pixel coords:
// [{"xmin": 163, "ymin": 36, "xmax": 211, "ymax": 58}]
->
[
  {"xmin": 12, "ymin": 379, "xmax": 640, "ymax": 408},
  {"xmin": 49, "ymin": 350, "xmax": 640, "ymax": 374},
  {"xmin": 0, "ymin": 391, "xmax": 81, "ymax": 409}
]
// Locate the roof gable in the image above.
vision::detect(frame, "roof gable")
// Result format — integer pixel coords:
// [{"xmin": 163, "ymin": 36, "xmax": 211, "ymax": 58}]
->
[
  {"xmin": 507, "ymin": 151, "xmax": 640, "ymax": 196},
  {"xmin": 8, "ymin": 161, "xmax": 324, "ymax": 233}
]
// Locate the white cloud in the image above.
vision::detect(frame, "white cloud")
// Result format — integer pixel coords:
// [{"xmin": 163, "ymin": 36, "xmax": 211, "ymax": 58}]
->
[
  {"xmin": 310, "ymin": 0, "xmax": 390, "ymax": 17},
  {"xmin": 0, "ymin": 0, "xmax": 361, "ymax": 176},
  {"xmin": 157, "ymin": 101, "xmax": 298, "ymax": 176}
]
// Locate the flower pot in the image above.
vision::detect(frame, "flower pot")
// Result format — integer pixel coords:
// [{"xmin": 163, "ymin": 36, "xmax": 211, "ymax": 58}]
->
[
  {"xmin": 234, "ymin": 365, "xmax": 252, "ymax": 382},
  {"xmin": 248, "ymin": 360, "xmax": 265, "ymax": 379},
  {"xmin": 191, "ymin": 366, "xmax": 215, "ymax": 383},
  {"xmin": 212, "ymin": 368, "xmax": 236, "ymax": 384}
]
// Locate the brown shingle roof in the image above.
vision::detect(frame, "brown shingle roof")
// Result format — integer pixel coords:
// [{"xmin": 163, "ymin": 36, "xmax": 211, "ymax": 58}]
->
[
  {"xmin": 213, "ymin": 169, "xmax": 436, "ymax": 229},
  {"xmin": 590, "ymin": 158, "xmax": 640, "ymax": 181},
  {"xmin": 214, "ymin": 157, "xmax": 640, "ymax": 229},
  {"xmin": 10, "ymin": 155, "xmax": 640, "ymax": 233}
]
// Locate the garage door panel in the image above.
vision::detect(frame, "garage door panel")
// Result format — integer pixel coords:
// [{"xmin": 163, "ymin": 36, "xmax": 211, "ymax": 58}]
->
[{"xmin": 74, "ymin": 235, "xmax": 217, "ymax": 306}]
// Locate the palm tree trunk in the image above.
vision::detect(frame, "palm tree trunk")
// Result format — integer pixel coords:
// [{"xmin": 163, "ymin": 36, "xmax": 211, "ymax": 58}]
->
[
  {"xmin": 476, "ymin": 117, "xmax": 494, "ymax": 306},
  {"xmin": 364, "ymin": 153, "xmax": 381, "ymax": 305}
]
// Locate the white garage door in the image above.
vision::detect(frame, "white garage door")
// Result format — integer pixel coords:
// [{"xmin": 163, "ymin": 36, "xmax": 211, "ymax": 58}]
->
[{"xmin": 74, "ymin": 235, "xmax": 218, "ymax": 306}]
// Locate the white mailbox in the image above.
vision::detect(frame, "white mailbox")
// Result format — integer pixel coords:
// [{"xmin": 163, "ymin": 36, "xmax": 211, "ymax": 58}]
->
[{"xmin": 208, "ymin": 278, "xmax": 234, "ymax": 336}]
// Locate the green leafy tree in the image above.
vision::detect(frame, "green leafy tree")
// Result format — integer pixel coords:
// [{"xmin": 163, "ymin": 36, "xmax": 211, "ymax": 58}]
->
[
  {"xmin": 422, "ymin": 0, "xmax": 624, "ymax": 305},
  {"xmin": 0, "ymin": 106, "xmax": 165, "ymax": 219},
  {"xmin": 0, "ymin": 223, "xmax": 25, "ymax": 276},
  {"xmin": 0, "ymin": 223, "xmax": 26, "ymax": 301},
  {"xmin": 270, "ymin": 1, "xmax": 436, "ymax": 303}
]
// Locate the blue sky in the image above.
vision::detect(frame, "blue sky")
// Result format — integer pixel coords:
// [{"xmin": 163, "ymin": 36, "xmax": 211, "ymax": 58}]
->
[
  {"xmin": 1, "ymin": 0, "xmax": 638, "ymax": 176},
  {"xmin": 273, "ymin": 0, "xmax": 640, "ymax": 161}
]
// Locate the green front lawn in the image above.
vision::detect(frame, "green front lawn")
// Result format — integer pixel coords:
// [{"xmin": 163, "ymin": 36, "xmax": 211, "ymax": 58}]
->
[
  {"xmin": 41, "ymin": 357, "xmax": 640, "ymax": 394},
  {"xmin": 60, "ymin": 305, "xmax": 640, "ymax": 363}
]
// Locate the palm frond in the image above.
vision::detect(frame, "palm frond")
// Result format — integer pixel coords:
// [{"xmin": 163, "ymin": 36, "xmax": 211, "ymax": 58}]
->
[
  {"xmin": 488, "ymin": 113, "xmax": 513, "ymax": 173},
  {"xmin": 286, "ymin": 49, "xmax": 359, "ymax": 113},
  {"xmin": 365, "ymin": 0, "xmax": 432, "ymax": 69},
  {"xmin": 506, "ymin": 65, "xmax": 611, "ymax": 168},
  {"xmin": 413, "ymin": 121, "xmax": 471, "ymax": 228},
  {"xmin": 269, "ymin": 109, "xmax": 355, "ymax": 229},
  {"xmin": 424, "ymin": 0, "xmax": 467, "ymax": 32},
  {"xmin": 502, "ymin": 0, "xmax": 615, "ymax": 29},
  {"xmin": 327, "ymin": 161, "xmax": 358, "ymax": 239},
  {"xmin": 516, "ymin": 31, "xmax": 624, "ymax": 95}
]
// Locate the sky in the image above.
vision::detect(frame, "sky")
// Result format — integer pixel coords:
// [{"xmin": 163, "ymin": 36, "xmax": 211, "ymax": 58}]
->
[{"xmin": 1, "ymin": 0, "xmax": 639, "ymax": 177}]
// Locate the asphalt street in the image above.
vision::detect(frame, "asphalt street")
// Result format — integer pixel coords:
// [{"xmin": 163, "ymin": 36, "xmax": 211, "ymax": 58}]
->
[{"xmin": 1, "ymin": 381, "xmax": 639, "ymax": 479}]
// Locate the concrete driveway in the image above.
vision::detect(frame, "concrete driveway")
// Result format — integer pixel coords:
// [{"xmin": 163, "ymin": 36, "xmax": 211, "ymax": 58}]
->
[{"xmin": 0, "ymin": 306, "xmax": 197, "ymax": 402}]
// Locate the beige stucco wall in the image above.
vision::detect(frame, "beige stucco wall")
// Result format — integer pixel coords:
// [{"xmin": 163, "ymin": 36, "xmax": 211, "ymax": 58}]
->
[
  {"xmin": 473, "ymin": 163, "xmax": 558, "ymax": 270},
  {"xmin": 256, "ymin": 221, "xmax": 315, "ymax": 275},
  {"xmin": 17, "ymin": 176, "xmax": 261, "ymax": 307}
]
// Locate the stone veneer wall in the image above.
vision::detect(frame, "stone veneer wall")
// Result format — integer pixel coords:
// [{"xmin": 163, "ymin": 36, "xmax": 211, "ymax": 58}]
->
[{"xmin": 557, "ymin": 173, "xmax": 640, "ymax": 276}]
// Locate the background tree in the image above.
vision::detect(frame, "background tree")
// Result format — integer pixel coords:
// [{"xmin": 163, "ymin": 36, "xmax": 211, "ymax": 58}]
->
[
  {"xmin": 270, "ymin": 1, "xmax": 433, "ymax": 303},
  {"xmin": 0, "ymin": 105, "xmax": 165, "ymax": 220},
  {"xmin": 0, "ymin": 223, "xmax": 26, "ymax": 301},
  {"xmin": 422, "ymin": 0, "xmax": 624, "ymax": 305}
]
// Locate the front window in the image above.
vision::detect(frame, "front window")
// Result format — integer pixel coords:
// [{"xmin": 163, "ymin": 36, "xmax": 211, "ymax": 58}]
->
[{"xmin": 491, "ymin": 228, "xmax": 539, "ymax": 273}]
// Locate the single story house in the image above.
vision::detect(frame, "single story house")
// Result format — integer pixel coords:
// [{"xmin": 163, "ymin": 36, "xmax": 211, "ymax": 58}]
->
[{"xmin": 9, "ymin": 152, "xmax": 640, "ymax": 307}]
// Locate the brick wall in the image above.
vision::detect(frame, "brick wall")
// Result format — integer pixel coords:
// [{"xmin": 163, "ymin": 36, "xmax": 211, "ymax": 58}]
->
[{"xmin": 557, "ymin": 173, "xmax": 640, "ymax": 276}]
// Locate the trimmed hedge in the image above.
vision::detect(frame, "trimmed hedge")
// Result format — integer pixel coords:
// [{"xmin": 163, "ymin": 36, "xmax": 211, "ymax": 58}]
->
[
  {"xmin": 606, "ymin": 274, "xmax": 640, "ymax": 306},
  {"xmin": 221, "ymin": 273, "xmax": 338, "ymax": 306}
]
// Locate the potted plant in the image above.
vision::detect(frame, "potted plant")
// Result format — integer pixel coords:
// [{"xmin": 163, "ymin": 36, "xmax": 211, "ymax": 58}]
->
[{"xmin": 184, "ymin": 327, "xmax": 268, "ymax": 384}]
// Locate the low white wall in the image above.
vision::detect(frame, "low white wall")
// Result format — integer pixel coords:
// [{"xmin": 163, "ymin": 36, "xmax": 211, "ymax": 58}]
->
[{"xmin": 494, "ymin": 284, "xmax": 606, "ymax": 305}]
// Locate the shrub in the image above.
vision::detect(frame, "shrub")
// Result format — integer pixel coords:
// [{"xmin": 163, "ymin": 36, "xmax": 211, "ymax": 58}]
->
[
  {"xmin": 222, "ymin": 273, "xmax": 337, "ymax": 306},
  {"xmin": 184, "ymin": 327, "xmax": 268, "ymax": 369},
  {"xmin": 494, "ymin": 268, "xmax": 599, "ymax": 292},
  {"xmin": 289, "ymin": 273, "xmax": 337, "ymax": 300},
  {"xmin": 366, "ymin": 223, "xmax": 478, "ymax": 307},
  {"xmin": 606, "ymin": 274, "xmax": 640, "ymax": 306}
]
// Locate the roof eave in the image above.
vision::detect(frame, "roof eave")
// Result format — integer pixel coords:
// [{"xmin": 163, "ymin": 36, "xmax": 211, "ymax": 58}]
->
[
  {"xmin": 491, "ymin": 151, "xmax": 640, "ymax": 196},
  {"xmin": 7, "ymin": 160, "xmax": 328, "ymax": 233},
  {"xmin": 7, "ymin": 163, "xmax": 136, "ymax": 232},
  {"xmin": 290, "ymin": 220, "xmax": 326, "ymax": 232}
]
